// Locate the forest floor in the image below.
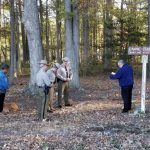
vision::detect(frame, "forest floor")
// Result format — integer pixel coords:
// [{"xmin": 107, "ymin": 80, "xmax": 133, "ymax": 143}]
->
[{"xmin": 1, "ymin": 74, "xmax": 150, "ymax": 150}]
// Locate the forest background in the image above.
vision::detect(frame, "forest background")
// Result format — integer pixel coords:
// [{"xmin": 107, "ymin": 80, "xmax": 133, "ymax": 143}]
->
[{"xmin": 0, "ymin": 0, "xmax": 149, "ymax": 89}]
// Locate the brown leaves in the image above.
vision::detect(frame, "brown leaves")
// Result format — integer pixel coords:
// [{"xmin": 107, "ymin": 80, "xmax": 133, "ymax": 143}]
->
[
  {"xmin": 4, "ymin": 102, "xmax": 19, "ymax": 112},
  {"xmin": 1, "ymin": 75, "xmax": 150, "ymax": 149}
]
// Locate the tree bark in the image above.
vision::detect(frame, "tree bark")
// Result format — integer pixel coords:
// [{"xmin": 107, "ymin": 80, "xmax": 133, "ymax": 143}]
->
[
  {"xmin": 23, "ymin": 0, "xmax": 43, "ymax": 88},
  {"xmin": 45, "ymin": 0, "xmax": 50, "ymax": 63},
  {"xmin": 65, "ymin": 0, "xmax": 80, "ymax": 88},
  {"xmin": 18, "ymin": 0, "xmax": 29, "ymax": 63},
  {"xmin": 82, "ymin": 12, "xmax": 89, "ymax": 62},
  {"xmin": 148, "ymin": 0, "xmax": 150, "ymax": 78},
  {"xmin": 0, "ymin": 0, "xmax": 1, "ymax": 61},
  {"xmin": 56, "ymin": 0, "xmax": 62, "ymax": 63},
  {"xmin": 103, "ymin": 0, "xmax": 113, "ymax": 71},
  {"xmin": 10, "ymin": 0, "xmax": 16, "ymax": 84}
]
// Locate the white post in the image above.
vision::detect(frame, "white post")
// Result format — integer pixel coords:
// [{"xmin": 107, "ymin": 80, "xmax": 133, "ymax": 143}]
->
[{"xmin": 141, "ymin": 55, "xmax": 148, "ymax": 113}]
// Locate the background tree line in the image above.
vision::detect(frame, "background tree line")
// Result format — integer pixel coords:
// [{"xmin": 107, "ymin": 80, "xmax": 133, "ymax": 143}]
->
[{"xmin": 0, "ymin": 0, "xmax": 149, "ymax": 89}]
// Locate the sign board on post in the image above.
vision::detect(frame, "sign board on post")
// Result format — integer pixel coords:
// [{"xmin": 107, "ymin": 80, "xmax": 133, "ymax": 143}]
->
[
  {"xmin": 128, "ymin": 47, "xmax": 142, "ymax": 55},
  {"xmin": 143, "ymin": 47, "xmax": 150, "ymax": 55},
  {"xmin": 128, "ymin": 46, "xmax": 150, "ymax": 113},
  {"xmin": 128, "ymin": 46, "xmax": 150, "ymax": 55}
]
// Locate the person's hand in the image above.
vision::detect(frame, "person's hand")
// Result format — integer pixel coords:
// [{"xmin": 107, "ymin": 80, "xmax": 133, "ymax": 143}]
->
[
  {"xmin": 64, "ymin": 78, "xmax": 67, "ymax": 81},
  {"xmin": 111, "ymin": 72, "xmax": 116, "ymax": 75},
  {"xmin": 67, "ymin": 78, "xmax": 71, "ymax": 81}
]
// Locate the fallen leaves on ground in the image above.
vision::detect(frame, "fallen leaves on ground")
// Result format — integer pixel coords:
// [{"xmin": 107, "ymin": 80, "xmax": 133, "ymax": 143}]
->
[{"xmin": 1, "ymin": 75, "xmax": 150, "ymax": 150}]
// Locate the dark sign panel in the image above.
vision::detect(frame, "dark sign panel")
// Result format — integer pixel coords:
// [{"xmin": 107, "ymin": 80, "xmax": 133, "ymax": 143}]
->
[{"xmin": 128, "ymin": 47, "xmax": 150, "ymax": 55}]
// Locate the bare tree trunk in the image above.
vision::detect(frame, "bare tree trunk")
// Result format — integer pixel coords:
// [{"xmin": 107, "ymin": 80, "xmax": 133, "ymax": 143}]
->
[
  {"xmin": 56, "ymin": 0, "xmax": 62, "ymax": 63},
  {"xmin": 103, "ymin": 0, "xmax": 113, "ymax": 71},
  {"xmin": 120, "ymin": 0, "xmax": 124, "ymax": 59},
  {"xmin": 45, "ymin": 0, "xmax": 50, "ymax": 63},
  {"xmin": 18, "ymin": 0, "xmax": 29, "ymax": 63},
  {"xmin": 148, "ymin": 0, "xmax": 150, "ymax": 78},
  {"xmin": 72, "ymin": 0, "xmax": 80, "ymax": 87},
  {"xmin": 39, "ymin": 0, "xmax": 44, "ymax": 57},
  {"xmin": 10, "ymin": 0, "xmax": 16, "ymax": 84},
  {"xmin": 23, "ymin": 0, "xmax": 43, "ymax": 89},
  {"xmin": 16, "ymin": 3, "xmax": 22, "ymax": 75},
  {"xmin": 82, "ymin": 12, "xmax": 89, "ymax": 62},
  {"xmin": 0, "ymin": 0, "xmax": 1, "ymax": 61},
  {"xmin": 65, "ymin": 0, "xmax": 80, "ymax": 88}
]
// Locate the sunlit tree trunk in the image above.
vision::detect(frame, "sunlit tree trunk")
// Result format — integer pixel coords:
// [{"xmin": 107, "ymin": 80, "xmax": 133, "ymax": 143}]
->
[
  {"xmin": 65, "ymin": 0, "xmax": 80, "ymax": 88},
  {"xmin": 10, "ymin": 0, "xmax": 16, "ymax": 84},
  {"xmin": 23, "ymin": 0, "xmax": 43, "ymax": 89}
]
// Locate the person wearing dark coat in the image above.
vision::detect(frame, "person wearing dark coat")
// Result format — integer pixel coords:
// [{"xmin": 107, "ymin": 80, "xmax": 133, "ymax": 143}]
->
[{"xmin": 110, "ymin": 60, "xmax": 134, "ymax": 113}]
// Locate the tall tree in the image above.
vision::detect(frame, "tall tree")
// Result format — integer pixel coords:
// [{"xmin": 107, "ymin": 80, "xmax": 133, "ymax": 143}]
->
[
  {"xmin": 56, "ymin": 0, "xmax": 62, "ymax": 63},
  {"xmin": 148, "ymin": 0, "xmax": 150, "ymax": 78},
  {"xmin": 65, "ymin": 0, "xmax": 80, "ymax": 88},
  {"xmin": 82, "ymin": 9, "xmax": 89, "ymax": 62},
  {"xmin": 10, "ymin": 0, "xmax": 16, "ymax": 83},
  {"xmin": 120, "ymin": 0, "xmax": 124, "ymax": 58},
  {"xmin": 103, "ymin": 0, "xmax": 113, "ymax": 71},
  {"xmin": 18, "ymin": 0, "xmax": 29, "ymax": 63},
  {"xmin": 0, "ymin": 0, "xmax": 1, "ymax": 60},
  {"xmin": 45, "ymin": 0, "xmax": 50, "ymax": 62},
  {"xmin": 23, "ymin": 0, "xmax": 43, "ymax": 88}
]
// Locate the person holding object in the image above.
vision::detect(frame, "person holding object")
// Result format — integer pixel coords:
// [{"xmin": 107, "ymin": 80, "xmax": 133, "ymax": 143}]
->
[
  {"xmin": 36, "ymin": 60, "xmax": 51, "ymax": 121},
  {"xmin": 57, "ymin": 57, "xmax": 73, "ymax": 108},
  {"xmin": 109, "ymin": 60, "xmax": 134, "ymax": 113},
  {"xmin": 0, "ymin": 64, "xmax": 9, "ymax": 112},
  {"xmin": 46, "ymin": 63, "xmax": 60, "ymax": 112}
]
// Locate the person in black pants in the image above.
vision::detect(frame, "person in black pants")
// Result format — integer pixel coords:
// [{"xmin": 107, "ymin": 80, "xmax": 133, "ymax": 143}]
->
[
  {"xmin": 110, "ymin": 60, "xmax": 134, "ymax": 113},
  {"xmin": 0, "ymin": 64, "xmax": 9, "ymax": 112},
  {"xmin": 121, "ymin": 85, "xmax": 133, "ymax": 112}
]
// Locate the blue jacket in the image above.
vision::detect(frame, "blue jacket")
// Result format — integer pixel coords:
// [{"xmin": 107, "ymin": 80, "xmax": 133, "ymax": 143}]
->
[
  {"xmin": 0, "ymin": 70, "xmax": 9, "ymax": 93},
  {"xmin": 110, "ymin": 64, "xmax": 134, "ymax": 87}
]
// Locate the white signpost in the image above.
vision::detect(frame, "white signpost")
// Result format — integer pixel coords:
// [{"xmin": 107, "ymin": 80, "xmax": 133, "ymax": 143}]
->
[
  {"xmin": 141, "ymin": 55, "xmax": 148, "ymax": 112},
  {"xmin": 128, "ymin": 47, "xmax": 150, "ymax": 113}
]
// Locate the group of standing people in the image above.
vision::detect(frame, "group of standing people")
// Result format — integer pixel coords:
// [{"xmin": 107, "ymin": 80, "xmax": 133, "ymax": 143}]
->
[
  {"xmin": 0, "ymin": 58, "xmax": 134, "ymax": 121},
  {"xmin": 36, "ymin": 57, "xmax": 73, "ymax": 121}
]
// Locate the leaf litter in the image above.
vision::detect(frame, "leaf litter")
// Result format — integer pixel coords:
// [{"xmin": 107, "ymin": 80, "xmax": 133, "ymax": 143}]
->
[{"xmin": 1, "ymin": 75, "xmax": 150, "ymax": 149}]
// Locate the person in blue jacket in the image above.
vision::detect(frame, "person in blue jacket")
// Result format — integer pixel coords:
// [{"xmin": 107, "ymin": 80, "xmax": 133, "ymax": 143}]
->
[
  {"xmin": 0, "ymin": 64, "xmax": 9, "ymax": 112},
  {"xmin": 110, "ymin": 60, "xmax": 134, "ymax": 113}
]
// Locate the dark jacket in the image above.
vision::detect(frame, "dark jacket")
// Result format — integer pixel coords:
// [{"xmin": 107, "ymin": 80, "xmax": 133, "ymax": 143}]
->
[{"xmin": 110, "ymin": 64, "xmax": 134, "ymax": 87}]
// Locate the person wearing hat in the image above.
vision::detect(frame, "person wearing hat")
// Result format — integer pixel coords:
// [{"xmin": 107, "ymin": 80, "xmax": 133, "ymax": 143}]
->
[
  {"xmin": 57, "ymin": 57, "xmax": 73, "ymax": 108},
  {"xmin": 46, "ymin": 63, "xmax": 60, "ymax": 112},
  {"xmin": 0, "ymin": 64, "xmax": 9, "ymax": 112},
  {"xmin": 36, "ymin": 60, "xmax": 51, "ymax": 121}
]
